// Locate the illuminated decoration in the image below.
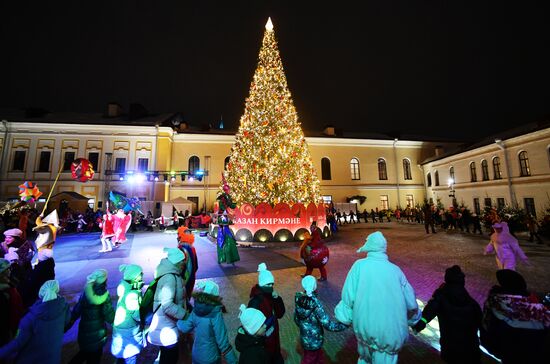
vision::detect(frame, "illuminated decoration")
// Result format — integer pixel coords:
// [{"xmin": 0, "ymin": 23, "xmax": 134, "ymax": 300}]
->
[
  {"xmin": 18, "ymin": 181, "xmax": 43, "ymax": 203},
  {"xmin": 230, "ymin": 202, "xmax": 328, "ymax": 242},
  {"xmin": 71, "ymin": 158, "xmax": 95, "ymax": 182},
  {"xmin": 224, "ymin": 17, "xmax": 321, "ymax": 206}
]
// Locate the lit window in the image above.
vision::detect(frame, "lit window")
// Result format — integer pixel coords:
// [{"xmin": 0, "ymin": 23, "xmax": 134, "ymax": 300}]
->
[
  {"xmin": 350, "ymin": 158, "xmax": 360, "ymax": 180},
  {"xmin": 378, "ymin": 158, "xmax": 387, "ymax": 180},
  {"xmin": 493, "ymin": 157, "xmax": 502, "ymax": 179},
  {"xmin": 188, "ymin": 156, "xmax": 200, "ymax": 175},
  {"xmin": 380, "ymin": 195, "xmax": 389, "ymax": 210},
  {"xmin": 518, "ymin": 151, "xmax": 530, "ymax": 176}
]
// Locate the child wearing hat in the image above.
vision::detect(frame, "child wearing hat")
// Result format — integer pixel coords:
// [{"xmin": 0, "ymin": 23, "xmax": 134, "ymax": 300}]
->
[
  {"xmin": 111, "ymin": 264, "xmax": 145, "ymax": 363},
  {"xmin": 235, "ymin": 304, "xmax": 268, "ymax": 364},
  {"xmin": 69, "ymin": 268, "xmax": 115, "ymax": 363},
  {"xmin": 247, "ymin": 263, "xmax": 285, "ymax": 364},
  {"xmin": 294, "ymin": 275, "xmax": 348, "ymax": 363},
  {"xmin": 177, "ymin": 280, "xmax": 237, "ymax": 364}
]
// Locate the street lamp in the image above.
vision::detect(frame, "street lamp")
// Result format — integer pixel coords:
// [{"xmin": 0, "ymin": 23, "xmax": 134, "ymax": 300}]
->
[{"xmin": 447, "ymin": 178, "xmax": 456, "ymax": 206}]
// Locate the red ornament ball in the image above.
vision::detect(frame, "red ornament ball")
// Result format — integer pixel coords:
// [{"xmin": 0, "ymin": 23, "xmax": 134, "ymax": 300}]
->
[{"xmin": 71, "ymin": 158, "xmax": 95, "ymax": 182}]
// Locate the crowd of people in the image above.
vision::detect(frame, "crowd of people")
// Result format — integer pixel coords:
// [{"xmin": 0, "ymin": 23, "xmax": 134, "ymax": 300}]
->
[{"xmin": 0, "ymin": 203, "xmax": 548, "ymax": 363}]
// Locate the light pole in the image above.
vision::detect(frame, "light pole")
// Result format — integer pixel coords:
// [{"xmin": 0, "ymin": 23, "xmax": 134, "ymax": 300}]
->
[{"xmin": 447, "ymin": 178, "xmax": 457, "ymax": 207}]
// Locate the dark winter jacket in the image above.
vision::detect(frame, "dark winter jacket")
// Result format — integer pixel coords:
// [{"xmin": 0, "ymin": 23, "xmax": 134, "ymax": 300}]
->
[
  {"xmin": 420, "ymin": 283, "xmax": 482, "ymax": 363},
  {"xmin": 235, "ymin": 327, "xmax": 267, "ymax": 364},
  {"xmin": 0, "ymin": 296, "xmax": 71, "ymax": 363},
  {"xmin": 0, "ymin": 282, "xmax": 24, "ymax": 347},
  {"xmin": 248, "ymin": 284, "xmax": 285, "ymax": 358},
  {"xmin": 20, "ymin": 257, "xmax": 55, "ymax": 308},
  {"xmin": 71, "ymin": 282, "xmax": 115, "ymax": 352},
  {"xmin": 177, "ymin": 292, "xmax": 236, "ymax": 364},
  {"xmin": 480, "ymin": 288, "xmax": 549, "ymax": 363},
  {"xmin": 294, "ymin": 292, "xmax": 347, "ymax": 351}
]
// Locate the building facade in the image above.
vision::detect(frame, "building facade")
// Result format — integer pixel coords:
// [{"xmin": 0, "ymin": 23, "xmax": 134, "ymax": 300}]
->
[
  {"xmin": 0, "ymin": 119, "xmax": 446, "ymax": 214},
  {"xmin": 422, "ymin": 125, "xmax": 550, "ymax": 217}
]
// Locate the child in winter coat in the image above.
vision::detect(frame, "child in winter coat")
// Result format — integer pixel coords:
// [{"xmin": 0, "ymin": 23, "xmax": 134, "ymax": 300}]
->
[
  {"xmin": 69, "ymin": 269, "xmax": 115, "ymax": 364},
  {"xmin": 177, "ymin": 280, "xmax": 237, "ymax": 364},
  {"xmin": 235, "ymin": 304, "xmax": 268, "ymax": 364},
  {"xmin": 111, "ymin": 264, "xmax": 144, "ymax": 364},
  {"xmin": 413, "ymin": 265, "xmax": 482, "ymax": 364},
  {"xmin": 247, "ymin": 263, "xmax": 285, "ymax": 364},
  {"xmin": 294, "ymin": 275, "xmax": 347, "ymax": 364},
  {"xmin": 0, "ymin": 280, "xmax": 71, "ymax": 363}
]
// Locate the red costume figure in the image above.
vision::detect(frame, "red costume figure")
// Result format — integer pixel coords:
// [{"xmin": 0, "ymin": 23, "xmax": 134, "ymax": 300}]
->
[
  {"xmin": 300, "ymin": 229, "xmax": 329, "ymax": 281},
  {"xmin": 113, "ymin": 209, "xmax": 131, "ymax": 245},
  {"xmin": 99, "ymin": 210, "xmax": 115, "ymax": 252}
]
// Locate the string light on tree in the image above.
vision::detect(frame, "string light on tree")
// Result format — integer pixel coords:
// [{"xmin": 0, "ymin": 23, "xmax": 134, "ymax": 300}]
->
[{"xmin": 225, "ymin": 18, "xmax": 321, "ymax": 206}]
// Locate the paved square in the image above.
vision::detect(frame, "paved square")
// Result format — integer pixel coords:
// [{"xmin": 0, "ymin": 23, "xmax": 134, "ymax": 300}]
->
[{"xmin": 56, "ymin": 222, "xmax": 550, "ymax": 363}]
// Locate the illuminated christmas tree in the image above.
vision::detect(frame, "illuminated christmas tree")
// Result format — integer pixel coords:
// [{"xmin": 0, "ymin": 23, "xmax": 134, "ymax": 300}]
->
[{"xmin": 225, "ymin": 18, "xmax": 321, "ymax": 206}]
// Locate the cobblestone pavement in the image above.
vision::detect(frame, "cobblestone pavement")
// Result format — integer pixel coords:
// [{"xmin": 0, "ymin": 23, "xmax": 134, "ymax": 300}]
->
[{"xmin": 58, "ymin": 222, "xmax": 550, "ymax": 363}]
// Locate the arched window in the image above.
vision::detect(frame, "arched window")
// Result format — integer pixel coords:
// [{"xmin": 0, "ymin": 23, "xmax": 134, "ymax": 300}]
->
[
  {"xmin": 426, "ymin": 172, "xmax": 432, "ymax": 187},
  {"xmin": 321, "ymin": 157, "xmax": 332, "ymax": 180},
  {"xmin": 493, "ymin": 157, "xmax": 502, "ymax": 179},
  {"xmin": 434, "ymin": 170, "xmax": 440, "ymax": 186},
  {"xmin": 449, "ymin": 166, "xmax": 455, "ymax": 181},
  {"xmin": 481, "ymin": 160, "xmax": 489, "ymax": 181},
  {"xmin": 188, "ymin": 156, "xmax": 200, "ymax": 175},
  {"xmin": 377, "ymin": 158, "xmax": 387, "ymax": 180},
  {"xmin": 470, "ymin": 162, "xmax": 477, "ymax": 182},
  {"xmin": 402, "ymin": 159, "xmax": 412, "ymax": 180},
  {"xmin": 518, "ymin": 151, "xmax": 530, "ymax": 176},
  {"xmin": 224, "ymin": 156, "xmax": 231, "ymax": 170},
  {"xmin": 350, "ymin": 158, "xmax": 360, "ymax": 180}
]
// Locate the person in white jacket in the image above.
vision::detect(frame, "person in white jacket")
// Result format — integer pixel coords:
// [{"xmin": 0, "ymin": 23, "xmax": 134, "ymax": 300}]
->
[
  {"xmin": 334, "ymin": 231, "xmax": 420, "ymax": 364},
  {"xmin": 484, "ymin": 221, "xmax": 528, "ymax": 270}
]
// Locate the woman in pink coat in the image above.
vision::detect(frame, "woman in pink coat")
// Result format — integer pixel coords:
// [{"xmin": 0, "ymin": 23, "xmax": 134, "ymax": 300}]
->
[{"xmin": 484, "ymin": 222, "xmax": 528, "ymax": 270}]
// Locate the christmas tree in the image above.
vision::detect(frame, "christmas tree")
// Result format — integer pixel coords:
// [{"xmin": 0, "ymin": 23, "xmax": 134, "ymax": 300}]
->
[{"xmin": 225, "ymin": 18, "xmax": 321, "ymax": 206}]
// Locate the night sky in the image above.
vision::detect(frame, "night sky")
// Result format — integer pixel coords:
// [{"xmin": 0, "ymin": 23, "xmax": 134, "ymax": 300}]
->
[{"xmin": 1, "ymin": 1, "xmax": 548, "ymax": 140}]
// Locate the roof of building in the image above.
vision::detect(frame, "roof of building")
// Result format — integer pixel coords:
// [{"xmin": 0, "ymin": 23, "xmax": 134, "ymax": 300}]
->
[
  {"xmin": 0, "ymin": 108, "xmax": 466, "ymax": 143},
  {"xmin": 50, "ymin": 191, "xmax": 90, "ymax": 200},
  {"xmin": 421, "ymin": 120, "xmax": 550, "ymax": 165}
]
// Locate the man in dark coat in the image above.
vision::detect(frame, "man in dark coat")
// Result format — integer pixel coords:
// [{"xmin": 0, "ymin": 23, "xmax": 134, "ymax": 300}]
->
[
  {"xmin": 413, "ymin": 265, "xmax": 482, "ymax": 364},
  {"xmin": 248, "ymin": 263, "xmax": 285, "ymax": 364}
]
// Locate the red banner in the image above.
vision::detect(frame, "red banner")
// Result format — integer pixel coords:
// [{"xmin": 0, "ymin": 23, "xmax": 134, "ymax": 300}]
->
[{"xmin": 230, "ymin": 202, "xmax": 328, "ymax": 241}]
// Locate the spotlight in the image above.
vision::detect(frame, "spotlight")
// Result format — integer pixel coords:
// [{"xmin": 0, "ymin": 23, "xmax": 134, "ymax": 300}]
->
[
  {"xmin": 119, "ymin": 174, "xmax": 125, "ymax": 181},
  {"xmin": 188, "ymin": 176, "xmax": 194, "ymax": 182},
  {"xmin": 170, "ymin": 175, "xmax": 176, "ymax": 182},
  {"xmin": 127, "ymin": 175, "xmax": 135, "ymax": 183},
  {"xmin": 181, "ymin": 173, "xmax": 186, "ymax": 182},
  {"xmin": 154, "ymin": 175, "xmax": 159, "ymax": 182},
  {"xmin": 163, "ymin": 174, "xmax": 168, "ymax": 181},
  {"xmin": 196, "ymin": 175, "xmax": 203, "ymax": 182},
  {"xmin": 153, "ymin": 171, "xmax": 160, "ymax": 181},
  {"xmin": 136, "ymin": 174, "xmax": 146, "ymax": 183}
]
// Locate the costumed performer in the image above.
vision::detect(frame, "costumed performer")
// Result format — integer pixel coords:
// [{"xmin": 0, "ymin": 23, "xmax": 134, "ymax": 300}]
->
[
  {"xmin": 300, "ymin": 227, "xmax": 329, "ymax": 281},
  {"xmin": 113, "ymin": 209, "xmax": 131, "ymax": 246},
  {"xmin": 216, "ymin": 212, "xmax": 240, "ymax": 265},
  {"xmin": 32, "ymin": 210, "xmax": 59, "ymax": 265},
  {"xmin": 215, "ymin": 177, "xmax": 239, "ymax": 265},
  {"xmin": 334, "ymin": 231, "xmax": 420, "ymax": 364},
  {"xmin": 484, "ymin": 221, "xmax": 529, "ymax": 270},
  {"xmin": 177, "ymin": 226, "xmax": 198, "ymax": 303},
  {"xmin": 99, "ymin": 206, "xmax": 115, "ymax": 253}
]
